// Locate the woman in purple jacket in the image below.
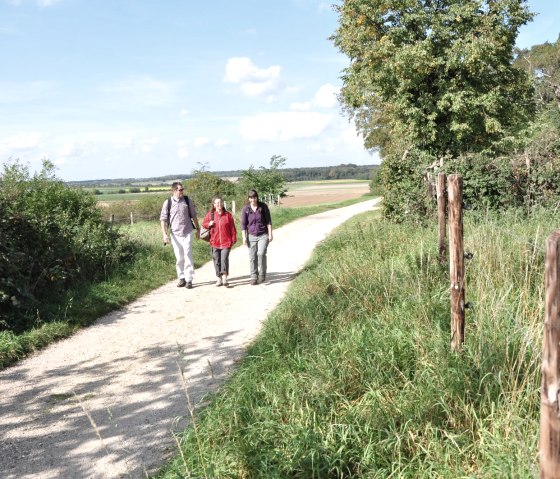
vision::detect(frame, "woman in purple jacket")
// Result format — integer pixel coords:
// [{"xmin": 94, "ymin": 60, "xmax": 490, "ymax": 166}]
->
[{"xmin": 241, "ymin": 189, "xmax": 273, "ymax": 285}]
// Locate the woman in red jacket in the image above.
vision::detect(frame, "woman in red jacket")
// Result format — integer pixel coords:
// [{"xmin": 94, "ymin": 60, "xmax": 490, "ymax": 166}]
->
[{"xmin": 202, "ymin": 196, "xmax": 237, "ymax": 287}]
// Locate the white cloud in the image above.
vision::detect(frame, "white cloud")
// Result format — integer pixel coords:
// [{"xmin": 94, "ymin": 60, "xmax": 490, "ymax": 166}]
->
[
  {"xmin": 224, "ymin": 57, "xmax": 284, "ymax": 98},
  {"xmin": 58, "ymin": 142, "xmax": 76, "ymax": 157},
  {"xmin": 0, "ymin": 131, "xmax": 43, "ymax": 153},
  {"xmin": 193, "ymin": 137, "xmax": 210, "ymax": 147},
  {"xmin": 239, "ymin": 111, "xmax": 332, "ymax": 142},
  {"xmin": 180, "ymin": 108, "xmax": 188, "ymax": 117},
  {"xmin": 314, "ymin": 83, "xmax": 339, "ymax": 108},
  {"xmin": 289, "ymin": 101, "xmax": 311, "ymax": 111},
  {"xmin": 305, "ymin": 120, "xmax": 370, "ymax": 155},
  {"xmin": 112, "ymin": 137, "xmax": 132, "ymax": 149},
  {"xmin": 215, "ymin": 139, "xmax": 230, "ymax": 148},
  {"xmin": 138, "ymin": 137, "xmax": 159, "ymax": 153},
  {"xmin": 177, "ymin": 140, "xmax": 189, "ymax": 159}
]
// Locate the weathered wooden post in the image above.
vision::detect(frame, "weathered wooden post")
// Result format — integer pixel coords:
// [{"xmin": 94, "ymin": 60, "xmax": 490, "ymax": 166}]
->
[
  {"xmin": 437, "ymin": 172, "xmax": 447, "ymax": 264},
  {"xmin": 540, "ymin": 231, "xmax": 560, "ymax": 478},
  {"xmin": 110, "ymin": 214, "xmax": 114, "ymax": 223},
  {"xmin": 448, "ymin": 174, "xmax": 465, "ymax": 352},
  {"xmin": 231, "ymin": 200, "xmax": 236, "ymax": 214},
  {"xmin": 130, "ymin": 212, "xmax": 134, "ymax": 225}
]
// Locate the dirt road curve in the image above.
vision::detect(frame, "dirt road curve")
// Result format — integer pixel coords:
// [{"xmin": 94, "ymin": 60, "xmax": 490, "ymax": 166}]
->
[{"xmin": 0, "ymin": 198, "xmax": 380, "ymax": 479}]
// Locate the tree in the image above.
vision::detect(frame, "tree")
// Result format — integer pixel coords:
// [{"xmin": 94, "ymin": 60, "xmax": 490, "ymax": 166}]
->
[
  {"xmin": 238, "ymin": 155, "xmax": 288, "ymax": 202},
  {"xmin": 515, "ymin": 35, "xmax": 560, "ymax": 109},
  {"xmin": 185, "ymin": 170, "xmax": 237, "ymax": 212},
  {"xmin": 331, "ymin": 0, "xmax": 535, "ymax": 160}
]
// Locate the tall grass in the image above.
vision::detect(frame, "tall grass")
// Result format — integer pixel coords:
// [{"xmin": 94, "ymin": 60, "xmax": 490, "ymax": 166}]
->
[{"xmin": 155, "ymin": 208, "xmax": 549, "ymax": 478}]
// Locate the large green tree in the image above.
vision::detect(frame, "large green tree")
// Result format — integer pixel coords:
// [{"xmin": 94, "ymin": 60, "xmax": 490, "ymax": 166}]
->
[{"xmin": 331, "ymin": 0, "xmax": 535, "ymax": 160}]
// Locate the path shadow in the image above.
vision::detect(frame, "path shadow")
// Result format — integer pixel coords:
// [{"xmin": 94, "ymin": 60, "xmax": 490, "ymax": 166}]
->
[{"xmin": 0, "ymin": 325, "xmax": 246, "ymax": 478}]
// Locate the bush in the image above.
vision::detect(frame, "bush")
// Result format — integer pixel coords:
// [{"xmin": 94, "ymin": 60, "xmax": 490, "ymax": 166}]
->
[
  {"xmin": 185, "ymin": 171, "xmax": 238, "ymax": 214},
  {"xmin": 0, "ymin": 160, "xmax": 136, "ymax": 333},
  {"xmin": 379, "ymin": 149, "xmax": 434, "ymax": 223}
]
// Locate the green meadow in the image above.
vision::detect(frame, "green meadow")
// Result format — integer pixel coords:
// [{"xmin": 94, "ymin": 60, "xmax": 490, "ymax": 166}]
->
[{"xmin": 154, "ymin": 206, "xmax": 549, "ymax": 478}]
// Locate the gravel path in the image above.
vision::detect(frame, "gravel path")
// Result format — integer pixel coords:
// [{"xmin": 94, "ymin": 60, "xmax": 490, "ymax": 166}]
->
[{"xmin": 0, "ymin": 198, "xmax": 380, "ymax": 479}]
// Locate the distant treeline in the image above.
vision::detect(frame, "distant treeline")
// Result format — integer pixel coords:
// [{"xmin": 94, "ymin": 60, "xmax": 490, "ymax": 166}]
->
[{"xmin": 66, "ymin": 163, "xmax": 379, "ymax": 187}]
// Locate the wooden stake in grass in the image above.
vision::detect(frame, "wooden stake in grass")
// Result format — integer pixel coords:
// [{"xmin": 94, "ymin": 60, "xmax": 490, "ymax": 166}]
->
[
  {"xmin": 448, "ymin": 174, "xmax": 464, "ymax": 352},
  {"xmin": 437, "ymin": 172, "xmax": 447, "ymax": 264},
  {"xmin": 540, "ymin": 231, "xmax": 560, "ymax": 478}
]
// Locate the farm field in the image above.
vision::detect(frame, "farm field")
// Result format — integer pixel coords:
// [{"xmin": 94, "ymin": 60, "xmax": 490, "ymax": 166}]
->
[
  {"xmin": 94, "ymin": 180, "xmax": 372, "ymax": 207},
  {"xmin": 280, "ymin": 180, "xmax": 370, "ymax": 207}
]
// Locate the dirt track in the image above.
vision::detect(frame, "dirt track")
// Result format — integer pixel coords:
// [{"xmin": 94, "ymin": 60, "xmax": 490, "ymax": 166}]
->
[{"xmin": 0, "ymin": 198, "xmax": 381, "ymax": 479}]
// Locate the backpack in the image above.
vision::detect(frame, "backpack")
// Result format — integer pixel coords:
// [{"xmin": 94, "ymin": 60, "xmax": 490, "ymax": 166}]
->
[{"xmin": 166, "ymin": 195, "xmax": 195, "ymax": 228}]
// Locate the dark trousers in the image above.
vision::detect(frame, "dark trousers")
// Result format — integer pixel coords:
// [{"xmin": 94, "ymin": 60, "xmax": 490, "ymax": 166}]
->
[{"xmin": 212, "ymin": 247, "xmax": 231, "ymax": 276}]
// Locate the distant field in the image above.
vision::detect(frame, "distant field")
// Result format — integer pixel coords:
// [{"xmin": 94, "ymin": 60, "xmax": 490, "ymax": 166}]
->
[
  {"xmin": 89, "ymin": 188, "xmax": 168, "ymax": 202},
  {"xmin": 92, "ymin": 180, "xmax": 371, "ymax": 206},
  {"xmin": 280, "ymin": 180, "xmax": 370, "ymax": 207}
]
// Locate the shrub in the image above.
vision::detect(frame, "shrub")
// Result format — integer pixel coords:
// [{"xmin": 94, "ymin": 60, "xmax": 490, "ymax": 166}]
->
[{"xmin": 0, "ymin": 160, "xmax": 136, "ymax": 333}]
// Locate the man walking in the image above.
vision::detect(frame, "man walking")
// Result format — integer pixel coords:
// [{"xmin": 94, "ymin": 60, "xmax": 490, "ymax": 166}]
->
[{"xmin": 160, "ymin": 182, "xmax": 200, "ymax": 288}]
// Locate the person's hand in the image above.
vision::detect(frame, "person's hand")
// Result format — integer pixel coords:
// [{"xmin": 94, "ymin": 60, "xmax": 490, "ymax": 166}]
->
[
  {"xmin": 208, "ymin": 220, "xmax": 214, "ymax": 227},
  {"xmin": 163, "ymin": 234, "xmax": 170, "ymax": 245},
  {"xmin": 268, "ymin": 233, "xmax": 273, "ymax": 243},
  {"xmin": 242, "ymin": 237, "xmax": 247, "ymax": 246}
]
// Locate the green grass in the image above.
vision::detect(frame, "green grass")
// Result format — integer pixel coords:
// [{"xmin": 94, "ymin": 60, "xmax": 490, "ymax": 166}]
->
[
  {"xmin": 154, "ymin": 207, "xmax": 546, "ymax": 478},
  {"xmin": 0, "ymin": 196, "xmax": 373, "ymax": 369}
]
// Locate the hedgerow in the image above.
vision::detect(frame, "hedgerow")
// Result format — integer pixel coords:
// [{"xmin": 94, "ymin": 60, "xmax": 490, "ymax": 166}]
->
[{"xmin": 0, "ymin": 160, "xmax": 136, "ymax": 333}]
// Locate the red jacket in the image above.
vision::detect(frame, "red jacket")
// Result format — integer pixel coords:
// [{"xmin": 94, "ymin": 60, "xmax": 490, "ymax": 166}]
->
[{"xmin": 202, "ymin": 209, "xmax": 237, "ymax": 249}]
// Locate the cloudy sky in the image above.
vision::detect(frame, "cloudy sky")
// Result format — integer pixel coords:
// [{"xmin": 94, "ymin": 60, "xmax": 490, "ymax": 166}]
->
[{"xmin": 0, "ymin": 0, "xmax": 558, "ymax": 181}]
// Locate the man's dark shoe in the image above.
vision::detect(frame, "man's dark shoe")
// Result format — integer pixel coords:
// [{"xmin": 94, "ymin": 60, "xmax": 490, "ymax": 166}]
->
[
  {"xmin": 250, "ymin": 279, "xmax": 258, "ymax": 286},
  {"xmin": 177, "ymin": 278, "xmax": 187, "ymax": 287},
  {"xmin": 186, "ymin": 281, "xmax": 193, "ymax": 289},
  {"xmin": 259, "ymin": 275, "xmax": 266, "ymax": 284}
]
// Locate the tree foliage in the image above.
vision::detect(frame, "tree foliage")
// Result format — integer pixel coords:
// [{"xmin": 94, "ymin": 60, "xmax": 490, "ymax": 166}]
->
[
  {"xmin": 238, "ymin": 155, "xmax": 288, "ymax": 201},
  {"xmin": 515, "ymin": 35, "xmax": 560, "ymax": 109},
  {"xmin": 185, "ymin": 170, "xmax": 237, "ymax": 213},
  {"xmin": 331, "ymin": 0, "xmax": 538, "ymax": 220},
  {"xmin": 0, "ymin": 160, "xmax": 135, "ymax": 333},
  {"xmin": 332, "ymin": 0, "xmax": 535, "ymax": 159}
]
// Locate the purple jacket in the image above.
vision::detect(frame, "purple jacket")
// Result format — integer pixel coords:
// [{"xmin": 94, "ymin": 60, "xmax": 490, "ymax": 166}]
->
[{"xmin": 241, "ymin": 202, "xmax": 271, "ymax": 236}]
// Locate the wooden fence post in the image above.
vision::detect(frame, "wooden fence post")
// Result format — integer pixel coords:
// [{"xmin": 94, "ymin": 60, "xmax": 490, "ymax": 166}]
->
[
  {"xmin": 130, "ymin": 212, "xmax": 134, "ymax": 225},
  {"xmin": 540, "ymin": 231, "xmax": 560, "ymax": 478},
  {"xmin": 110, "ymin": 214, "xmax": 114, "ymax": 223},
  {"xmin": 448, "ymin": 174, "xmax": 465, "ymax": 352},
  {"xmin": 231, "ymin": 200, "xmax": 236, "ymax": 214},
  {"xmin": 437, "ymin": 172, "xmax": 447, "ymax": 264}
]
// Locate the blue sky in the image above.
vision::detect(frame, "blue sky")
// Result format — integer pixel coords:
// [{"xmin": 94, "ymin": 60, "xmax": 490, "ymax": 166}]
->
[{"xmin": 0, "ymin": 0, "xmax": 558, "ymax": 182}]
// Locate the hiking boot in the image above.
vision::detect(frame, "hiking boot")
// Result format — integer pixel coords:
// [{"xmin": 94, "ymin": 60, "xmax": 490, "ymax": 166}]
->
[
  {"xmin": 215, "ymin": 278, "xmax": 222, "ymax": 287},
  {"xmin": 250, "ymin": 279, "xmax": 258, "ymax": 286},
  {"xmin": 259, "ymin": 275, "xmax": 266, "ymax": 284},
  {"xmin": 186, "ymin": 281, "xmax": 193, "ymax": 289},
  {"xmin": 222, "ymin": 274, "xmax": 228, "ymax": 287},
  {"xmin": 177, "ymin": 278, "xmax": 186, "ymax": 287}
]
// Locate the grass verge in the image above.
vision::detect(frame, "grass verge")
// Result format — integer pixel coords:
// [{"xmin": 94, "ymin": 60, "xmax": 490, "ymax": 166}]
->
[
  {"xmin": 0, "ymin": 196, "xmax": 373, "ymax": 369},
  {"xmin": 154, "ymin": 207, "xmax": 546, "ymax": 478}
]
